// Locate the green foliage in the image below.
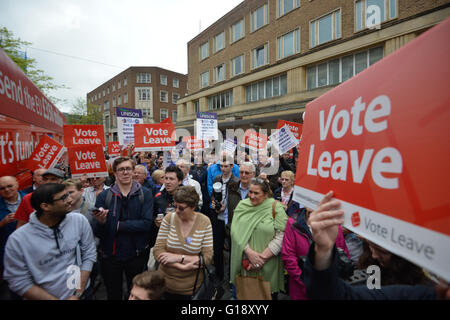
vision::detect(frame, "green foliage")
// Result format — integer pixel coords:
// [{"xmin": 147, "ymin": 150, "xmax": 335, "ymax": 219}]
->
[{"xmin": 66, "ymin": 97, "xmax": 103, "ymax": 125}]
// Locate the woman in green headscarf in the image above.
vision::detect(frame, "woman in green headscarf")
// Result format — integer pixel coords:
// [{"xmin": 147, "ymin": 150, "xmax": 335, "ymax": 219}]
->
[{"xmin": 230, "ymin": 177, "xmax": 288, "ymax": 299}]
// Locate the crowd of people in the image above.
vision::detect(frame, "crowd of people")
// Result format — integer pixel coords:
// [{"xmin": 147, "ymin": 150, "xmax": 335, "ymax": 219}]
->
[{"xmin": 0, "ymin": 145, "xmax": 447, "ymax": 301}]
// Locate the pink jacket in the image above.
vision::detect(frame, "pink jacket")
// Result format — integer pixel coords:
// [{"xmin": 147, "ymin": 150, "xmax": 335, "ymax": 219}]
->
[{"xmin": 281, "ymin": 217, "xmax": 350, "ymax": 300}]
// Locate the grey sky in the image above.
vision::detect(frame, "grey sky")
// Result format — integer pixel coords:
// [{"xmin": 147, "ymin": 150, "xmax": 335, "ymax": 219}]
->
[{"xmin": 0, "ymin": 0, "xmax": 243, "ymax": 113}]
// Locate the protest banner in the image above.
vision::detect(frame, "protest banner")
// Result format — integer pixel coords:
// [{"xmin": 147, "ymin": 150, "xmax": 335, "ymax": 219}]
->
[
  {"xmin": 241, "ymin": 129, "xmax": 268, "ymax": 151},
  {"xmin": 26, "ymin": 134, "xmax": 65, "ymax": 172},
  {"xmin": 63, "ymin": 125, "xmax": 105, "ymax": 147},
  {"xmin": 222, "ymin": 138, "xmax": 237, "ymax": 154},
  {"xmin": 277, "ymin": 120, "xmax": 303, "ymax": 141},
  {"xmin": 269, "ymin": 124, "xmax": 298, "ymax": 155},
  {"xmin": 183, "ymin": 136, "xmax": 204, "ymax": 150},
  {"xmin": 134, "ymin": 123, "xmax": 175, "ymax": 151},
  {"xmin": 293, "ymin": 18, "xmax": 450, "ymax": 281},
  {"xmin": 67, "ymin": 144, "xmax": 108, "ymax": 178},
  {"xmin": 196, "ymin": 112, "xmax": 218, "ymax": 140},
  {"xmin": 107, "ymin": 141, "xmax": 121, "ymax": 156},
  {"xmin": 116, "ymin": 107, "xmax": 143, "ymax": 145}
]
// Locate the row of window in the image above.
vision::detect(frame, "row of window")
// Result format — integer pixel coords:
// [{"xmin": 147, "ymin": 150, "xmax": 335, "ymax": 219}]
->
[
  {"xmin": 136, "ymin": 72, "xmax": 180, "ymax": 88},
  {"xmin": 102, "ymin": 90, "xmax": 180, "ymax": 111},
  {"xmin": 104, "ymin": 109, "xmax": 177, "ymax": 128}
]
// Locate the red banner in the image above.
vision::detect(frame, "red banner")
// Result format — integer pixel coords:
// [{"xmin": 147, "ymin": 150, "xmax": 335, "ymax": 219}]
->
[
  {"xmin": 277, "ymin": 120, "xmax": 303, "ymax": 141},
  {"xmin": 26, "ymin": 135, "xmax": 65, "ymax": 172},
  {"xmin": 67, "ymin": 144, "xmax": 108, "ymax": 178},
  {"xmin": 63, "ymin": 125, "xmax": 105, "ymax": 147},
  {"xmin": 107, "ymin": 141, "xmax": 121, "ymax": 156},
  {"xmin": 134, "ymin": 123, "xmax": 175, "ymax": 151},
  {"xmin": 183, "ymin": 136, "xmax": 204, "ymax": 150},
  {"xmin": 294, "ymin": 18, "xmax": 450, "ymax": 281},
  {"xmin": 242, "ymin": 129, "xmax": 268, "ymax": 151}
]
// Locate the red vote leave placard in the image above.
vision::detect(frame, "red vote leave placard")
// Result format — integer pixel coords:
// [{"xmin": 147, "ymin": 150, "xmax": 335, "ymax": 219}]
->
[
  {"xmin": 242, "ymin": 129, "xmax": 268, "ymax": 151},
  {"xmin": 294, "ymin": 18, "xmax": 450, "ymax": 281},
  {"xmin": 276, "ymin": 120, "xmax": 303, "ymax": 141},
  {"xmin": 133, "ymin": 123, "xmax": 175, "ymax": 151},
  {"xmin": 26, "ymin": 135, "xmax": 65, "ymax": 171},
  {"xmin": 107, "ymin": 141, "xmax": 121, "ymax": 156},
  {"xmin": 63, "ymin": 125, "xmax": 105, "ymax": 147},
  {"xmin": 67, "ymin": 144, "xmax": 108, "ymax": 178},
  {"xmin": 183, "ymin": 136, "xmax": 204, "ymax": 150}
]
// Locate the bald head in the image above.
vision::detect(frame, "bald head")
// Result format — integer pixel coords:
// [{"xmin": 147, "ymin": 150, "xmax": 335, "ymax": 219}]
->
[{"xmin": 0, "ymin": 176, "xmax": 19, "ymax": 202}]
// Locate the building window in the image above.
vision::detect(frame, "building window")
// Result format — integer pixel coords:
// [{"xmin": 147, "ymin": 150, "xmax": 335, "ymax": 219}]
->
[
  {"xmin": 142, "ymin": 108, "xmax": 151, "ymax": 117},
  {"xmin": 138, "ymin": 88, "xmax": 151, "ymax": 101},
  {"xmin": 172, "ymin": 110, "xmax": 177, "ymax": 122},
  {"xmin": 160, "ymin": 109, "xmax": 168, "ymax": 121},
  {"xmin": 160, "ymin": 75, "xmax": 167, "ymax": 85},
  {"xmin": 118, "ymin": 80, "xmax": 121, "ymax": 89},
  {"xmin": 208, "ymin": 90, "xmax": 233, "ymax": 110},
  {"xmin": 214, "ymin": 64, "xmax": 225, "ymax": 83},
  {"xmin": 200, "ymin": 71, "xmax": 209, "ymax": 88},
  {"xmin": 214, "ymin": 31, "xmax": 225, "ymax": 53},
  {"xmin": 230, "ymin": 19, "xmax": 245, "ymax": 43},
  {"xmin": 277, "ymin": 28, "xmax": 300, "ymax": 60},
  {"xmin": 112, "ymin": 96, "xmax": 116, "ymax": 107},
  {"xmin": 172, "ymin": 93, "xmax": 180, "ymax": 104},
  {"xmin": 137, "ymin": 73, "xmax": 151, "ymax": 83},
  {"xmin": 193, "ymin": 100, "xmax": 200, "ymax": 113},
  {"xmin": 124, "ymin": 93, "xmax": 128, "ymax": 103},
  {"xmin": 160, "ymin": 90, "xmax": 168, "ymax": 103},
  {"xmin": 103, "ymin": 89, "xmax": 106, "ymax": 97},
  {"xmin": 231, "ymin": 54, "xmax": 244, "ymax": 77},
  {"xmin": 118, "ymin": 95, "xmax": 122, "ymax": 106},
  {"xmin": 105, "ymin": 115, "xmax": 110, "ymax": 130},
  {"xmin": 277, "ymin": 0, "xmax": 300, "ymax": 18},
  {"xmin": 200, "ymin": 41, "xmax": 209, "ymax": 60},
  {"xmin": 252, "ymin": 43, "xmax": 269, "ymax": 69},
  {"xmin": 310, "ymin": 9, "xmax": 341, "ymax": 47},
  {"xmin": 107, "ymin": 87, "xmax": 110, "ymax": 94},
  {"xmin": 246, "ymin": 74, "xmax": 287, "ymax": 103},
  {"xmin": 306, "ymin": 46, "xmax": 384, "ymax": 90},
  {"xmin": 124, "ymin": 78, "xmax": 127, "ymax": 86},
  {"xmin": 251, "ymin": 3, "xmax": 269, "ymax": 32},
  {"xmin": 173, "ymin": 78, "xmax": 179, "ymax": 88},
  {"xmin": 355, "ymin": 0, "xmax": 398, "ymax": 31},
  {"xmin": 103, "ymin": 101, "xmax": 110, "ymax": 111}
]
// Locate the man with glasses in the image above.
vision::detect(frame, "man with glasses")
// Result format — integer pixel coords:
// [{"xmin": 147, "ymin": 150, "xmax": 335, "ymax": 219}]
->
[
  {"xmin": 15, "ymin": 168, "xmax": 65, "ymax": 229},
  {"xmin": 3, "ymin": 183, "xmax": 96, "ymax": 300},
  {"xmin": 93, "ymin": 157, "xmax": 154, "ymax": 300},
  {"xmin": 211, "ymin": 156, "xmax": 241, "ymax": 293}
]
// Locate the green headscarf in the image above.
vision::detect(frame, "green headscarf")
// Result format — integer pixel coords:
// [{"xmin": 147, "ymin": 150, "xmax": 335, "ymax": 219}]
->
[{"xmin": 230, "ymin": 197, "xmax": 288, "ymax": 293}]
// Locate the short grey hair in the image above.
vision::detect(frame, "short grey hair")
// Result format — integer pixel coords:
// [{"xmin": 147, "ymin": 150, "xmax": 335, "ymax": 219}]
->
[
  {"xmin": 240, "ymin": 161, "xmax": 255, "ymax": 173},
  {"xmin": 135, "ymin": 164, "xmax": 148, "ymax": 176},
  {"xmin": 176, "ymin": 158, "xmax": 191, "ymax": 170}
]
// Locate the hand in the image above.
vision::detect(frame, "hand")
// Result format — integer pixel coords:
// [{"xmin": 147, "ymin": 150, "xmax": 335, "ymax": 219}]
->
[
  {"xmin": 245, "ymin": 247, "xmax": 265, "ymax": 271},
  {"xmin": 92, "ymin": 207, "xmax": 108, "ymax": 225},
  {"xmin": 157, "ymin": 252, "xmax": 179, "ymax": 265},
  {"xmin": 155, "ymin": 216, "xmax": 163, "ymax": 227},
  {"xmin": 0, "ymin": 213, "xmax": 16, "ymax": 227}
]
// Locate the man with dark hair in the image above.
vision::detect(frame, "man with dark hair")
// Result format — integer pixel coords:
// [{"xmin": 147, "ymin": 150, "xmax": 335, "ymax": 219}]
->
[
  {"xmin": 3, "ymin": 183, "xmax": 96, "ymax": 300},
  {"xmin": 128, "ymin": 270, "xmax": 166, "ymax": 300},
  {"xmin": 149, "ymin": 165, "xmax": 184, "ymax": 248},
  {"xmin": 93, "ymin": 157, "xmax": 154, "ymax": 300}
]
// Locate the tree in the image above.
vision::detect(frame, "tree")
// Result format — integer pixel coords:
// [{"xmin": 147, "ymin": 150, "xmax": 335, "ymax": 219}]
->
[
  {"xmin": 0, "ymin": 26, "xmax": 68, "ymax": 105},
  {"xmin": 66, "ymin": 97, "xmax": 103, "ymax": 125}
]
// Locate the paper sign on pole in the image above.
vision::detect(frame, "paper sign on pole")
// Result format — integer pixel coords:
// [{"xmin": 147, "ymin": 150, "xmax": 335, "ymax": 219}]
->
[
  {"xmin": 117, "ymin": 107, "xmax": 143, "ymax": 145},
  {"xmin": 107, "ymin": 141, "xmax": 121, "ymax": 156},
  {"xmin": 293, "ymin": 18, "xmax": 450, "ymax": 281},
  {"xmin": 68, "ymin": 144, "xmax": 108, "ymax": 179},
  {"xmin": 26, "ymin": 135, "xmax": 65, "ymax": 171},
  {"xmin": 222, "ymin": 138, "xmax": 237, "ymax": 154},
  {"xmin": 63, "ymin": 125, "xmax": 105, "ymax": 147},
  {"xmin": 196, "ymin": 112, "xmax": 218, "ymax": 140},
  {"xmin": 269, "ymin": 124, "xmax": 298, "ymax": 155},
  {"xmin": 134, "ymin": 123, "xmax": 175, "ymax": 152}
]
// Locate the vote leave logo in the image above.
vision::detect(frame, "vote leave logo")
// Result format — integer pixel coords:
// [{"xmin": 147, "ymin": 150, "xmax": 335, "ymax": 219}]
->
[
  {"xmin": 133, "ymin": 123, "xmax": 175, "ymax": 151},
  {"xmin": 351, "ymin": 212, "xmax": 361, "ymax": 227}
]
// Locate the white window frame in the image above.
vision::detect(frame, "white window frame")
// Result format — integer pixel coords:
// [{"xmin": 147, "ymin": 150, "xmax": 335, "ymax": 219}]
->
[
  {"xmin": 251, "ymin": 42, "xmax": 269, "ymax": 69},
  {"xmin": 160, "ymin": 75, "xmax": 167, "ymax": 86},
  {"xmin": 160, "ymin": 90, "xmax": 168, "ymax": 103},
  {"xmin": 124, "ymin": 78, "xmax": 127, "ymax": 86},
  {"xmin": 137, "ymin": 88, "xmax": 151, "ymax": 101},
  {"xmin": 200, "ymin": 71, "xmax": 209, "ymax": 88},
  {"xmin": 160, "ymin": 108, "xmax": 168, "ymax": 121},
  {"xmin": 124, "ymin": 92, "xmax": 128, "ymax": 103},
  {"xmin": 200, "ymin": 41, "xmax": 209, "ymax": 60},
  {"xmin": 354, "ymin": 0, "xmax": 398, "ymax": 32},
  {"xmin": 277, "ymin": 0, "xmax": 300, "ymax": 18},
  {"xmin": 172, "ymin": 110, "xmax": 177, "ymax": 122},
  {"xmin": 172, "ymin": 93, "xmax": 180, "ymax": 104},
  {"xmin": 137, "ymin": 73, "xmax": 151, "ymax": 84},
  {"xmin": 173, "ymin": 78, "xmax": 179, "ymax": 88},
  {"xmin": 231, "ymin": 54, "xmax": 245, "ymax": 77},
  {"xmin": 230, "ymin": 19, "xmax": 245, "ymax": 44},
  {"xmin": 277, "ymin": 27, "xmax": 301, "ymax": 60},
  {"xmin": 214, "ymin": 63, "xmax": 225, "ymax": 83},
  {"xmin": 310, "ymin": 8, "xmax": 341, "ymax": 48},
  {"xmin": 250, "ymin": 2, "xmax": 269, "ymax": 33},
  {"xmin": 214, "ymin": 31, "xmax": 225, "ymax": 53}
]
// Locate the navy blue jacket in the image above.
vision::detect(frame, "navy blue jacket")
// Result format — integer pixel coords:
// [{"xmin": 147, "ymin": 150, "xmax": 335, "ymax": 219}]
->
[
  {"xmin": 94, "ymin": 181, "xmax": 153, "ymax": 260},
  {"xmin": 303, "ymin": 243, "xmax": 436, "ymax": 300}
]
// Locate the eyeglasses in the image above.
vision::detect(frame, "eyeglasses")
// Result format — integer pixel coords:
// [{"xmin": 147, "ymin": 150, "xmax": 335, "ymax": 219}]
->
[
  {"xmin": 117, "ymin": 167, "xmax": 133, "ymax": 173},
  {"xmin": 250, "ymin": 177, "xmax": 266, "ymax": 184},
  {"xmin": 0, "ymin": 184, "xmax": 15, "ymax": 191},
  {"xmin": 239, "ymin": 171, "xmax": 252, "ymax": 175},
  {"xmin": 174, "ymin": 204, "xmax": 188, "ymax": 212},
  {"xmin": 52, "ymin": 192, "xmax": 70, "ymax": 203}
]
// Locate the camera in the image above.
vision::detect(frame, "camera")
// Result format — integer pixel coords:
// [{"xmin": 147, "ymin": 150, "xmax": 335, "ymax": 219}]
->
[{"xmin": 212, "ymin": 182, "xmax": 223, "ymax": 212}]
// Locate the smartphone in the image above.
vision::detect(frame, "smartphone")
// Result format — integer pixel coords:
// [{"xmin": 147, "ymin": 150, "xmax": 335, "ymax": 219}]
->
[
  {"xmin": 157, "ymin": 213, "xmax": 164, "ymax": 219},
  {"xmin": 91, "ymin": 207, "xmax": 101, "ymax": 214}
]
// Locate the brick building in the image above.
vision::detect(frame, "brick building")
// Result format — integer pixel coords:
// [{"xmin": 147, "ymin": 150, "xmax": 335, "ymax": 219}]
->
[
  {"xmin": 87, "ymin": 67, "xmax": 187, "ymax": 142},
  {"xmin": 176, "ymin": 0, "xmax": 450, "ymax": 133}
]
